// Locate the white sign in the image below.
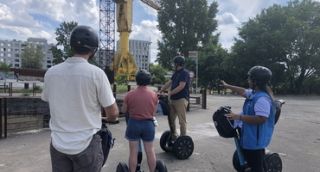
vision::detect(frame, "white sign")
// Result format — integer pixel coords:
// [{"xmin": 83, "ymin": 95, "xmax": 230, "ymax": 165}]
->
[
  {"xmin": 189, "ymin": 51, "xmax": 198, "ymax": 59},
  {"xmin": 189, "ymin": 71, "xmax": 194, "ymax": 78}
]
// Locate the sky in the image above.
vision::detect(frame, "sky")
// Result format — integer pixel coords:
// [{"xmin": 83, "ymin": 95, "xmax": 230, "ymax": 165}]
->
[{"xmin": 0, "ymin": 0, "xmax": 293, "ymax": 62}]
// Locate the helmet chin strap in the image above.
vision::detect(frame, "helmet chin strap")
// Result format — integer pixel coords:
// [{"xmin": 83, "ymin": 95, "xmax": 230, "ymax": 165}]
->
[{"xmin": 88, "ymin": 48, "xmax": 97, "ymax": 60}]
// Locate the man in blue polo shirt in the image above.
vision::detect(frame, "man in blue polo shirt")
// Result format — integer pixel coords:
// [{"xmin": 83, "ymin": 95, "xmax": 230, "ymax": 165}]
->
[{"xmin": 159, "ymin": 56, "xmax": 190, "ymax": 140}]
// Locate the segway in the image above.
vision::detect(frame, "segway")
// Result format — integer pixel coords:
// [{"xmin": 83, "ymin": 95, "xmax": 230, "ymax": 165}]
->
[
  {"xmin": 116, "ymin": 113, "xmax": 167, "ymax": 172},
  {"xmin": 158, "ymin": 95, "xmax": 194, "ymax": 160},
  {"xmin": 116, "ymin": 159, "xmax": 167, "ymax": 172},
  {"xmin": 212, "ymin": 99, "xmax": 285, "ymax": 172}
]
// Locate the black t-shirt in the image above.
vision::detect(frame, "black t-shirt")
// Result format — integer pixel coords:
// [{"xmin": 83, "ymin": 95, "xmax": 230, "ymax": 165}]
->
[{"xmin": 170, "ymin": 68, "xmax": 190, "ymax": 100}]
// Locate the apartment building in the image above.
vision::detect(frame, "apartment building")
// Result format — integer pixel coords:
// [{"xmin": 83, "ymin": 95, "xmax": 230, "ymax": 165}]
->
[
  {"xmin": 117, "ymin": 39, "xmax": 151, "ymax": 71},
  {"xmin": 0, "ymin": 38, "xmax": 54, "ymax": 69}
]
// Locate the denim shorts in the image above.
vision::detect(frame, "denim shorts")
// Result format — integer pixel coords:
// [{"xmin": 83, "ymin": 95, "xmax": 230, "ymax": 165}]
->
[{"xmin": 125, "ymin": 118, "xmax": 155, "ymax": 142}]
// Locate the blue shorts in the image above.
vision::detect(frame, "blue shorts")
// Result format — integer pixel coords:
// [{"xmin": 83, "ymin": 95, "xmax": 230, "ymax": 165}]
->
[{"xmin": 125, "ymin": 118, "xmax": 155, "ymax": 142}]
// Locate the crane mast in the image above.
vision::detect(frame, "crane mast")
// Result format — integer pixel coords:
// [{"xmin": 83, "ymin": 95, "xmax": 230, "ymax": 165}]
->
[{"xmin": 111, "ymin": 0, "xmax": 160, "ymax": 81}]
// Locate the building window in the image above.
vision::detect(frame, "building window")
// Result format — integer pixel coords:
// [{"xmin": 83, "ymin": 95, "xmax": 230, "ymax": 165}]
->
[
  {"xmin": 15, "ymin": 64, "xmax": 19, "ymax": 67},
  {"xmin": 15, "ymin": 59, "xmax": 19, "ymax": 62}
]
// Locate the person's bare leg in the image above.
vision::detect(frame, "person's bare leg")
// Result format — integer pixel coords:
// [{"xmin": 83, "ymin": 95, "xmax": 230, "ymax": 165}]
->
[
  {"xmin": 129, "ymin": 141, "xmax": 139, "ymax": 172},
  {"xmin": 143, "ymin": 141, "xmax": 156, "ymax": 172}
]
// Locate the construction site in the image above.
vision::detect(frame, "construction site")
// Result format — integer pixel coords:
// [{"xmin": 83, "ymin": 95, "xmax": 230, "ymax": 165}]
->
[{"xmin": 1, "ymin": 0, "xmax": 320, "ymax": 172}]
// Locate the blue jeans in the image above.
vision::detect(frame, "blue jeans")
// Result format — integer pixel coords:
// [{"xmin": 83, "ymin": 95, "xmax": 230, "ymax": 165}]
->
[{"xmin": 125, "ymin": 118, "xmax": 155, "ymax": 142}]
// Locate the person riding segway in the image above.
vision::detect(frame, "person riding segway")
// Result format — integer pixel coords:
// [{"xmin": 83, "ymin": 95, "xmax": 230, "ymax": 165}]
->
[
  {"xmin": 216, "ymin": 66, "xmax": 283, "ymax": 172},
  {"xmin": 117, "ymin": 70, "xmax": 167, "ymax": 172},
  {"xmin": 41, "ymin": 25, "xmax": 119, "ymax": 172},
  {"xmin": 158, "ymin": 56, "xmax": 194, "ymax": 160}
]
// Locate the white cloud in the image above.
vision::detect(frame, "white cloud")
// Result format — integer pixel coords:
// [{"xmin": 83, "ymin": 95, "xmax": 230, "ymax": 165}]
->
[
  {"xmin": 216, "ymin": 12, "xmax": 241, "ymax": 50},
  {"xmin": 216, "ymin": 24, "xmax": 239, "ymax": 50},
  {"xmin": 0, "ymin": 3, "xmax": 13, "ymax": 20},
  {"xmin": 138, "ymin": 1, "xmax": 158, "ymax": 17},
  {"xmin": 217, "ymin": 12, "xmax": 240, "ymax": 25},
  {"xmin": 130, "ymin": 20, "xmax": 162, "ymax": 63},
  {"xmin": 216, "ymin": 0, "xmax": 290, "ymax": 49},
  {"xmin": 0, "ymin": 0, "xmax": 99, "ymax": 43}
]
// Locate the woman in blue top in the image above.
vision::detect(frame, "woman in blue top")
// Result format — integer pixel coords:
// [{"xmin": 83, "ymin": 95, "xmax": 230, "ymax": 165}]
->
[{"xmin": 221, "ymin": 66, "xmax": 275, "ymax": 172}]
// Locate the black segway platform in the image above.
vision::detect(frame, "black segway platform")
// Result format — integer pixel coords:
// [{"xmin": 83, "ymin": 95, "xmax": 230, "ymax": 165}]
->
[
  {"xmin": 160, "ymin": 130, "xmax": 194, "ymax": 160},
  {"xmin": 116, "ymin": 160, "xmax": 167, "ymax": 172},
  {"xmin": 232, "ymin": 150, "xmax": 282, "ymax": 172}
]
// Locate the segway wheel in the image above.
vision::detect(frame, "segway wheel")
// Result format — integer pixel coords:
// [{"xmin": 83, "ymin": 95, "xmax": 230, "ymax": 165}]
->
[
  {"xmin": 173, "ymin": 135, "xmax": 194, "ymax": 160},
  {"xmin": 160, "ymin": 131, "xmax": 172, "ymax": 152},
  {"xmin": 232, "ymin": 150, "xmax": 241, "ymax": 171},
  {"xmin": 263, "ymin": 153, "xmax": 282, "ymax": 172},
  {"xmin": 116, "ymin": 162, "xmax": 129, "ymax": 172},
  {"xmin": 232, "ymin": 150, "xmax": 250, "ymax": 172},
  {"xmin": 155, "ymin": 160, "xmax": 168, "ymax": 172}
]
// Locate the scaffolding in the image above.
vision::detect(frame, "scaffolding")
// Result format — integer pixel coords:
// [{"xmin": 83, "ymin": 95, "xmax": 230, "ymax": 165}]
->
[{"xmin": 99, "ymin": 0, "xmax": 116, "ymax": 70}]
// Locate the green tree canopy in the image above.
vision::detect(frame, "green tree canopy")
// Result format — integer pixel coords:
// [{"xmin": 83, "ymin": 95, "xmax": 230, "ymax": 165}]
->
[
  {"xmin": 0, "ymin": 62, "xmax": 11, "ymax": 72},
  {"xmin": 198, "ymin": 37, "xmax": 229, "ymax": 88},
  {"xmin": 21, "ymin": 44, "xmax": 44, "ymax": 69},
  {"xmin": 52, "ymin": 21, "xmax": 78, "ymax": 64},
  {"xmin": 230, "ymin": 0, "xmax": 320, "ymax": 93},
  {"xmin": 157, "ymin": 0, "xmax": 219, "ymax": 69},
  {"xmin": 149, "ymin": 63, "xmax": 168, "ymax": 85}
]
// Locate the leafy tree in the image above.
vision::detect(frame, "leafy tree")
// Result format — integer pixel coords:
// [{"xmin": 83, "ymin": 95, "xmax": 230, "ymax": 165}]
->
[
  {"xmin": 0, "ymin": 62, "xmax": 11, "ymax": 72},
  {"xmin": 230, "ymin": 0, "xmax": 320, "ymax": 94},
  {"xmin": 0, "ymin": 62, "xmax": 11, "ymax": 79},
  {"xmin": 52, "ymin": 21, "xmax": 78, "ymax": 64},
  {"xmin": 284, "ymin": 0, "xmax": 320, "ymax": 93},
  {"xmin": 157, "ymin": 0, "xmax": 218, "ymax": 69},
  {"xmin": 51, "ymin": 46, "xmax": 64, "ymax": 64},
  {"xmin": 21, "ymin": 45, "xmax": 44, "ymax": 69},
  {"xmin": 149, "ymin": 63, "xmax": 167, "ymax": 85},
  {"xmin": 198, "ymin": 37, "xmax": 229, "ymax": 89}
]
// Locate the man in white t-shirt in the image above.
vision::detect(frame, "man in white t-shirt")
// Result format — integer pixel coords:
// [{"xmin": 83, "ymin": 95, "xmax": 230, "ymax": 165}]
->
[{"xmin": 41, "ymin": 25, "xmax": 119, "ymax": 172}]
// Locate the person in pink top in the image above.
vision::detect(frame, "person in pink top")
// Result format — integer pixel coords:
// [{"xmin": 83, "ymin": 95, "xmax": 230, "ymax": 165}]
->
[{"xmin": 122, "ymin": 70, "xmax": 158, "ymax": 172}]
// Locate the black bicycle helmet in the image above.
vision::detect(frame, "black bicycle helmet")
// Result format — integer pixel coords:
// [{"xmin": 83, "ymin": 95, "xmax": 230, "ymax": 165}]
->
[
  {"xmin": 70, "ymin": 25, "xmax": 98, "ymax": 52},
  {"xmin": 173, "ymin": 56, "xmax": 185, "ymax": 66},
  {"xmin": 248, "ymin": 66, "xmax": 272, "ymax": 85},
  {"xmin": 136, "ymin": 69, "xmax": 151, "ymax": 86}
]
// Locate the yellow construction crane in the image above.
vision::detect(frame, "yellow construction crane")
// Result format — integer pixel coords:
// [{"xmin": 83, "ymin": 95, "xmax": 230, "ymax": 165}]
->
[{"xmin": 113, "ymin": 0, "xmax": 160, "ymax": 81}]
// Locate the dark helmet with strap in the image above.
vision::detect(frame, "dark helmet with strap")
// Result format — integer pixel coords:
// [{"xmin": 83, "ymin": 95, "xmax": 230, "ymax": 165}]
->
[
  {"xmin": 70, "ymin": 25, "xmax": 99, "ymax": 53},
  {"xmin": 136, "ymin": 69, "xmax": 151, "ymax": 86},
  {"xmin": 248, "ymin": 66, "xmax": 272, "ymax": 86},
  {"xmin": 173, "ymin": 56, "xmax": 185, "ymax": 66}
]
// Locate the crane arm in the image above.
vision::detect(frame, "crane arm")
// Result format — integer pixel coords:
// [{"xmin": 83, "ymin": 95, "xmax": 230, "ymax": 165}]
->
[{"xmin": 140, "ymin": 0, "xmax": 160, "ymax": 10}]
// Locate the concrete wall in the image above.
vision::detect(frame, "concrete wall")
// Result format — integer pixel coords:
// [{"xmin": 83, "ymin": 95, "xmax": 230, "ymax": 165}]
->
[{"xmin": 1, "ymin": 97, "xmax": 49, "ymax": 135}]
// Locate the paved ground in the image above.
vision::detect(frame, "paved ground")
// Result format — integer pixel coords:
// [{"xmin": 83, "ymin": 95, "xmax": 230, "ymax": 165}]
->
[{"xmin": 0, "ymin": 94, "xmax": 319, "ymax": 172}]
